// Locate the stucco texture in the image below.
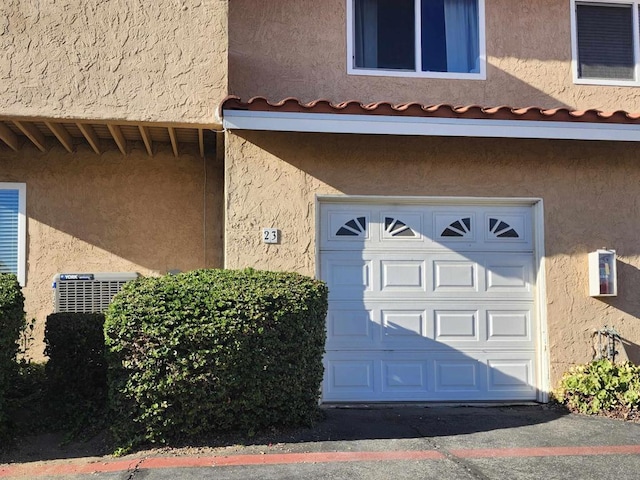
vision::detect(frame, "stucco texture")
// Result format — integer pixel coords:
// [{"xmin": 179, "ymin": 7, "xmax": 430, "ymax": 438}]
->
[
  {"xmin": 229, "ymin": 0, "xmax": 640, "ymax": 112},
  {"xmin": 0, "ymin": 141, "xmax": 223, "ymax": 360},
  {"xmin": 225, "ymin": 130, "xmax": 640, "ymax": 388},
  {"xmin": 1, "ymin": 0, "xmax": 227, "ymax": 123}
]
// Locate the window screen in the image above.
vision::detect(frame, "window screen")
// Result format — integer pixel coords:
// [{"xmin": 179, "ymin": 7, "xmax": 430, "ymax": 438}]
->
[{"xmin": 576, "ymin": 3, "xmax": 635, "ymax": 80}]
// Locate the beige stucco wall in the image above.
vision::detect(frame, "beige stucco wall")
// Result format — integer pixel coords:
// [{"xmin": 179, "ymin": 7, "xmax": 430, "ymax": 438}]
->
[
  {"xmin": 229, "ymin": 0, "xmax": 640, "ymax": 111},
  {"xmin": 225, "ymin": 130, "xmax": 640, "ymax": 389},
  {"xmin": 1, "ymin": 0, "xmax": 228, "ymax": 123},
  {"xmin": 0, "ymin": 141, "xmax": 224, "ymax": 360}
]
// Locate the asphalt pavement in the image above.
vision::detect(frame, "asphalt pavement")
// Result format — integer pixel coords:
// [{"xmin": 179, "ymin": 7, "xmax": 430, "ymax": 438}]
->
[{"xmin": 2, "ymin": 404, "xmax": 640, "ymax": 479}]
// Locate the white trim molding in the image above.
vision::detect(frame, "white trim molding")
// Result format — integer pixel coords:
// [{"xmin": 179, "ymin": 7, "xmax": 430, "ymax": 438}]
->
[{"xmin": 223, "ymin": 110, "xmax": 640, "ymax": 142}]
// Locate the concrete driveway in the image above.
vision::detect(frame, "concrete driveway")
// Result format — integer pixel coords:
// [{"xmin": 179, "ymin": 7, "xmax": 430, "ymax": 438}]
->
[{"xmin": 2, "ymin": 405, "xmax": 640, "ymax": 479}]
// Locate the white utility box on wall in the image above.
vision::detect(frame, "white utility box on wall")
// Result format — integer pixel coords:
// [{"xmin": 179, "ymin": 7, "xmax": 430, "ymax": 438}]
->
[{"xmin": 588, "ymin": 249, "xmax": 617, "ymax": 297}]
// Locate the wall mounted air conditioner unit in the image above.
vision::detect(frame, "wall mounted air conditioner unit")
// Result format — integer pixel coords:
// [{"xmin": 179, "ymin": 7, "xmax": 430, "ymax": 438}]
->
[{"xmin": 52, "ymin": 272, "xmax": 140, "ymax": 313}]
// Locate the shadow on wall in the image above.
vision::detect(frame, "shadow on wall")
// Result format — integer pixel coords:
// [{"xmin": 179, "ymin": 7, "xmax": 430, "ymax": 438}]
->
[
  {"xmin": 230, "ymin": 130, "xmax": 640, "ymax": 375},
  {"xmin": 228, "ymin": 0, "xmax": 574, "ymax": 108},
  {"xmin": 608, "ymin": 260, "xmax": 640, "ymax": 364},
  {"xmin": 577, "ymin": 259, "xmax": 640, "ymax": 364},
  {"xmin": 9, "ymin": 139, "xmax": 225, "ymax": 278}
]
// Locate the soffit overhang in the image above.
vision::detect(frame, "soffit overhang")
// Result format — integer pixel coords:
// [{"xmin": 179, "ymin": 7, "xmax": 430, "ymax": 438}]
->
[
  {"xmin": 0, "ymin": 116, "xmax": 219, "ymax": 157},
  {"xmin": 222, "ymin": 96, "xmax": 640, "ymax": 142}
]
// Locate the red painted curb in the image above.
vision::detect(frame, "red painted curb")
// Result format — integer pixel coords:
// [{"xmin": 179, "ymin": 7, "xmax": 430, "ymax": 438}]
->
[
  {"xmin": 143, "ymin": 450, "xmax": 446, "ymax": 469},
  {"xmin": 2, "ymin": 445, "xmax": 640, "ymax": 478}
]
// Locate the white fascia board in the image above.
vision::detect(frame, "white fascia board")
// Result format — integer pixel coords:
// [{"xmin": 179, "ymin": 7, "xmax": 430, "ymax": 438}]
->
[{"xmin": 223, "ymin": 110, "xmax": 640, "ymax": 142}]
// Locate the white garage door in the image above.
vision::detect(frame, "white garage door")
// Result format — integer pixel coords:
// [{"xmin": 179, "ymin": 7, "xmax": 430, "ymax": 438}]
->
[{"xmin": 320, "ymin": 201, "xmax": 539, "ymax": 402}]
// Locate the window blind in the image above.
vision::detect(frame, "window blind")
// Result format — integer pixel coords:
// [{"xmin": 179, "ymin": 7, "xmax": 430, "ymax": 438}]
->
[
  {"xmin": 576, "ymin": 4, "xmax": 634, "ymax": 80},
  {"xmin": 0, "ymin": 189, "xmax": 19, "ymax": 276}
]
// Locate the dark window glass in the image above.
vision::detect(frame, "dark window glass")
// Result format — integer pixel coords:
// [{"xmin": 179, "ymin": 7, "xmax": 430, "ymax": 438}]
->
[
  {"xmin": 354, "ymin": 0, "xmax": 414, "ymax": 69},
  {"xmin": 576, "ymin": 4, "xmax": 634, "ymax": 80},
  {"xmin": 354, "ymin": 0, "xmax": 479, "ymax": 73},
  {"xmin": 421, "ymin": 0, "xmax": 448, "ymax": 71}
]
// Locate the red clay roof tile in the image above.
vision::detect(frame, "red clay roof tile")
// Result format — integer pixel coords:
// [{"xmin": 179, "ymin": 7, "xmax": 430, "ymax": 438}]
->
[{"xmin": 222, "ymin": 96, "xmax": 640, "ymax": 125}]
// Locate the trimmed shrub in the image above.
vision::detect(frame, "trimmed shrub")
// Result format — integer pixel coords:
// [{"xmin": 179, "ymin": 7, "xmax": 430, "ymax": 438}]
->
[
  {"xmin": 0, "ymin": 274, "xmax": 26, "ymax": 439},
  {"xmin": 554, "ymin": 359, "xmax": 640, "ymax": 415},
  {"xmin": 105, "ymin": 268, "xmax": 328, "ymax": 449},
  {"xmin": 44, "ymin": 313, "xmax": 108, "ymax": 428}
]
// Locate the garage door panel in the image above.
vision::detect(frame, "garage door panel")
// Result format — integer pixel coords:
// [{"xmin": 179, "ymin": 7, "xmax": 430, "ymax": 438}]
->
[
  {"xmin": 328, "ymin": 360, "xmax": 375, "ymax": 394},
  {"xmin": 487, "ymin": 309, "xmax": 531, "ymax": 342},
  {"xmin": 326, "ymin": 210, "xmax": 371, "ymax": 243},
  {"xmin": 435, "ymin": 360, "xmax": 481, "ymax": 392},
  {"xmin": 380, "ymin": 211, "xmax": 424, "ymax": 242},
  {"xmin": 433, "ymin": 260, "xmax": 478, "ymax": 292},
  {"xmin": 484, "ymin": 212, "xmax": 531, "ymax": 248},
  {"xmin": 382, "ymin": 361, "xmax": 429, "ymax": 392},
  {"xmin": 320, "ymin": 201, "xmax": 538, "ymax": 402},
  {"xmin": 434, "ymin": 309, "xmax": 479, "ymax": 341},
  {"xmin": 382, "ymin": 309, "xmax": 427, "ymax": 338},
  {"xmin": 486, "ymin": 359, "xmax": 535, "ymax": 392},
  {"xmin": 485, "ymin": 254, "xmax": 533, "ymax": 294},
  {"xmin": 327, "ymin": 302, "xmax": 534, "ymax": 350},
  {"xmin": 323, "ymin": 255, "xmax": 373, "ymax": 300},
  {"xmin": 328, "ymin": 306, "xmax": 373, "ymax": 339},
  {"xmin": 323, "ymin": 352, "xmax": 538, "ymax": 401},
  {"xmin": 380, "ymin": 260, "xmax": 426, "ymax": 292}
]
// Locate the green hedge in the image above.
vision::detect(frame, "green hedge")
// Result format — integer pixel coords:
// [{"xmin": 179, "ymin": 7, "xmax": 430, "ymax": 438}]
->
[
  {"xmin": 104, "ymin": 269, "xmax": 328, "ymax": 449},
  {"xmin": 0, "ymin": 274, "xmax": 26, "ymax": 440},
  {"xmin": 44, "ymin": 313, "xmax": 108, "ymax": 428}
]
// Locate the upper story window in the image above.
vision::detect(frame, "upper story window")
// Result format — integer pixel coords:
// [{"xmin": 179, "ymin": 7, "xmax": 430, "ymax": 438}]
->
[
  {"xmin": 347, "ymin": 0, "xmax": 486, "ymax": 79},
  {"xmin": 571, "ymin": 0, "xmax": 640, "ymax": 85},
  {"xmin": 0, "ymin": 183, "xmax": 26, "ymax": 286}
]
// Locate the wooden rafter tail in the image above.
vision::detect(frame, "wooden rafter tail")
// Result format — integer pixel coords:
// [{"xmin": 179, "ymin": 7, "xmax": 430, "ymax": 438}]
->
[
  {"xmin": 107, "ymin": 123, "xmax": 127, "ymax": 155},
  {"xmin": 198, "ymin": 128, "xmax": 205, "ymax": 158},
  {"xmin": 13, "ymin": 121, "xmax": 46, "ymax": 152},
  {"xmin": 77, "ymin": 123, "xmax": 101, "ymax": 155},
  {"xmin": 168, "ymin": 127, "xmax": 179, "ymax": 157},
  {"xmin": 45, "ymin": 122, "xmax": 74, "ymax": 153},
  {"xmin": 139, "ymin": 125, "xmax": 153, "ymax": 156},
  {"xmin": 0, "ymin": 121, "xmax": 19, "ymax": 151}
]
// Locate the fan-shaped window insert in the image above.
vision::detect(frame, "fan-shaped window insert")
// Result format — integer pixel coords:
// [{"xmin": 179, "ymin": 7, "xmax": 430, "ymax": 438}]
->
[
  {"xmin": 384, "ymin": 217, "xmax": 416, "ymax": 237},
  {"xmin": 489, "ymin": 218, "xmax": 519, "ymax": 238},
  {"xmin": 441, "ymin": 217, "xmax": 472, "ymax": 237},
  {"xmin": 336, "ymin": 216, "xmax": 367, "ymax": 236}
]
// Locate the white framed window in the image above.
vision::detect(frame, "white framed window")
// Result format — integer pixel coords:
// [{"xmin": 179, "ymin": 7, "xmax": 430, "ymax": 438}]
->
[
  {"xmin": 0, "ymin": 183, "xmax": 26, "ymax": 286},
  {"xmin": 346, "ymin": 0, "xmax": 486, "ymax": 79},
  {"xmin": 571, "ymin": 0, "xmax": 640, "ymax": 85}
]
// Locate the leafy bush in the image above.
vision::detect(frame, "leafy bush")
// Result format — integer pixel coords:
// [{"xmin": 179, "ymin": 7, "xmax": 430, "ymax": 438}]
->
[
  {"xmin": 0, "ymin": 274, "xmax": 26, "ymax": 440},
  {"xmin": 44, "ymin": 313, "xmax": 108, "ymax": 430},
  {"xmin": 554, "ymin": 359, "xmax": 640, "ymax": 415},
  {"xmin": 104, "ymin": 269, "xmax": 328, "ymax": 449}
]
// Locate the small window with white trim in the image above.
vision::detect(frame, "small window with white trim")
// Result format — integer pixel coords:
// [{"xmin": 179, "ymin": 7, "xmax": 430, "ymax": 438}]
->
[
  {"xmin": 0, "ymin": 183, "xmax": 26, "ymax": 286},
  {"xmin": 571, "ymin": 0, "xmax": 640, "ymax": 84},
  {"xmin": 347, "ymin": 0, "xmax": 486, "ymax": 79}
]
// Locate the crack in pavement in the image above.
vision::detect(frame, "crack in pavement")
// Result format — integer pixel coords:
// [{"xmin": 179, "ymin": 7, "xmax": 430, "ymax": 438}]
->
[
  {"xmin": 125, "ymin": 457, "xmax": 146, "ymax": 480},
  {"xmin": 407, "ymin": 416, "xmax": 492, "ymax": 480}
]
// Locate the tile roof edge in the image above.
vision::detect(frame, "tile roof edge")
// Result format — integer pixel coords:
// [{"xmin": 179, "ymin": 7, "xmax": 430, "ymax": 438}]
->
[{"xmin": 221, "ymin": 96, "xmax": 640, "ymax": 124}]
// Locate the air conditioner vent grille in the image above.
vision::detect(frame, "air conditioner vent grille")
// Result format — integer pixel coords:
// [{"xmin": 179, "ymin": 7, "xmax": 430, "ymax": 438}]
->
[{"xmin": 53, "ymin": 273, "xmax": 139, "ymax": 313}]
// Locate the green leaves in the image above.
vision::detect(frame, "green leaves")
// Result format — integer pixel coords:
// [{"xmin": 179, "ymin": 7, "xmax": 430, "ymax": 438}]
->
[
  {"xmin": 104, "ymin": 268, "xmax": 328, "ymax": 449},
  {"xmin": 555, "ymin": 359, "xmax": 640, "ymax": 415},
  {"xmin": 0, "ymin": 273, "xmax": 25, "ymax": 441},
  {"xmin": 43, "ymin": 313, "xmax": 108, "ymax": 432}
]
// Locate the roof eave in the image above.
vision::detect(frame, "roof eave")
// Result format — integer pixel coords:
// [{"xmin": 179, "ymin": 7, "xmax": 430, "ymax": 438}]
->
[{"xmin": 223, "ymin": 109, "xmax": 640, "ymax": 142}]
